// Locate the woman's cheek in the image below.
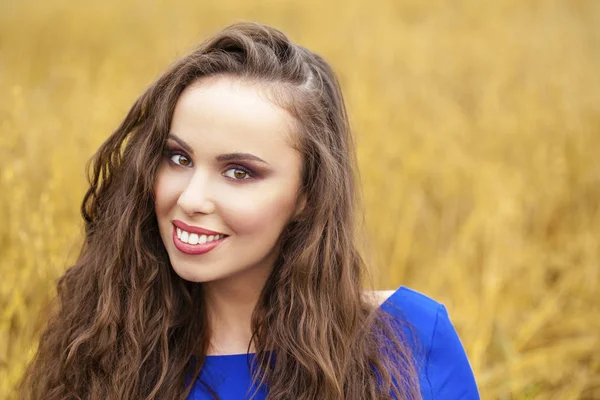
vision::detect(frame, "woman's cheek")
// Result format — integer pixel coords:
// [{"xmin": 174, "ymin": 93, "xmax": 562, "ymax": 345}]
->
[
  {"xmin": 154, "ymin": 174, "xmax": 188, "ymax": 228},
  {"xmin": 220, "ymin": 188, "xmax": 297, "ymax": 234}
]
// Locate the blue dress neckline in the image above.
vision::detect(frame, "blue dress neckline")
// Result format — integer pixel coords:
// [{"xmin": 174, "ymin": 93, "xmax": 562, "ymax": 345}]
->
[{"xmin": 202, "ymin": 289, "xmax": 398, "ymax": 360}]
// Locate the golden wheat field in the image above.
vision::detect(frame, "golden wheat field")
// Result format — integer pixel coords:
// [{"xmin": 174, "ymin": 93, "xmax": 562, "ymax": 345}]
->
[{"xmin": 1, "ymin": 0, "xmax": 599, "ymax": 398}]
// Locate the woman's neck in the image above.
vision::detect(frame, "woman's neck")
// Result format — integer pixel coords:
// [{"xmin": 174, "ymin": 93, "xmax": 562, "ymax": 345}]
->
[{"xmin": 202, "ymin": 271, "xmax": 270, "ymax": 355}]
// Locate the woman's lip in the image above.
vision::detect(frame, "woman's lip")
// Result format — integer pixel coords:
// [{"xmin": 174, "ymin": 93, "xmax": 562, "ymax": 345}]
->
[
  {"xmin": 172, "ymin": 219, "xmax": 225, "ymax": 236},
  {"xmin": 172, "ymin": 225, "xmax": 227, "ymax": 255}
]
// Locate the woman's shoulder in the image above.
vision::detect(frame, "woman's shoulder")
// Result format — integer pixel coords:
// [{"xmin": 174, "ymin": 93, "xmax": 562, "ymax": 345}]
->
[
  {"xmin": 377, "ymin": 286, "xmax": 441, "ymax": 331},
  {"xmin": 376, "ymin": 286, "xmax": 481, "ymax": 400},
  {"xmin": 366, "ymin": 286, "xmax": 442, "ymax": 339}
]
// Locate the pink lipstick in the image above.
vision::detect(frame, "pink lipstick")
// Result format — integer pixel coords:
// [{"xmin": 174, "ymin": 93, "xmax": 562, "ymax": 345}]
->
[{"xmin": 172, "ymin": 220, "xmax": 227, "ymax": 255}]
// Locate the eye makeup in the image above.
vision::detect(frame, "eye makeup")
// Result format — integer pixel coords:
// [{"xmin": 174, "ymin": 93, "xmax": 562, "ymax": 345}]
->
[
  {"xmin": 163, "ymin": 146, "xmax": 192, "ymax": 167},
  {"xmin": 223, "ymin": 164, "xmax": 255, "ymax": 180},
  {"xmin": 163, "ymin": 143, "xmax": 265, "ymax": 180}
]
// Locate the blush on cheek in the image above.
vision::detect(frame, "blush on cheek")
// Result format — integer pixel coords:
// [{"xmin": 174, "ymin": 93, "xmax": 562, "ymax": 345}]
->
[
  {"xmin": 223, "ymin": 193, "xmax": 298, "ymax": 235},
  {"xmin": 155, "ymin": 172, "xmax": 183, "ymax": 208}
]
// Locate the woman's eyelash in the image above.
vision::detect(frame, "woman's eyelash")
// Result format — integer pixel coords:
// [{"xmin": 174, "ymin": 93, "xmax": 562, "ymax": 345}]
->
[
  {"xmin": 223, "ymin": 165, "xmax": 255, "ymax": 180},
  {"xmin": 163, "ymin": 148, "xmax": 186, "ymax": 158},
  {"xmin": 164, "ymin": 149, "xmax": 192, "ymax": 167}
]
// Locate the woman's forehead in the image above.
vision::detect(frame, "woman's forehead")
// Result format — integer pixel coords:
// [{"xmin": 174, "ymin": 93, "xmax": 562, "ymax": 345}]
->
[{"xmin": 169, "ymin": 76, "xmax": 300, "ymax": 161}]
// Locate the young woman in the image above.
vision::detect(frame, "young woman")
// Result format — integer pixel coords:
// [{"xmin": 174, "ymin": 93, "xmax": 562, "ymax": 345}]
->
[{"xmin": 21, "ymin": 22, "xmax": 479, "ymax": 399}]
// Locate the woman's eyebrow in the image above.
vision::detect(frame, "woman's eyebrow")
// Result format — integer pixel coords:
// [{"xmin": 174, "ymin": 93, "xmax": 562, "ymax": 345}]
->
[
  {"xmin": 216, "ymin": 153, "xmax": 269, "ymax": 165},
  {"xmin": 168, "ymin": 133, "xmax": 269, "ymax": 165},
  {"xmin": 167, "ymin": 134, "xmax": 194, "ymax": 154}
]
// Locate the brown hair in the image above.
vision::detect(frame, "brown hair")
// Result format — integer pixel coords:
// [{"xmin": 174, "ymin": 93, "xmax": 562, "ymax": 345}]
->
[{"xmin": 20, "ymin": 22, "xmax": 421, "ymax": 399}]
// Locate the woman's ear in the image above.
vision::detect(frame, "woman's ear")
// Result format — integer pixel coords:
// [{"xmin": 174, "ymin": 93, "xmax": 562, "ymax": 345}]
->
[{"xmin": 292, "ymin": 193, "xmax": 307, "ymax": 220}]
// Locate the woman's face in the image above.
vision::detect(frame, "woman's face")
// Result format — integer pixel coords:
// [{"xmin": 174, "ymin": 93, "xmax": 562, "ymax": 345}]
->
[{"xmin": 154, "ymin": 76, "xmax": 304, "ymax": 284}]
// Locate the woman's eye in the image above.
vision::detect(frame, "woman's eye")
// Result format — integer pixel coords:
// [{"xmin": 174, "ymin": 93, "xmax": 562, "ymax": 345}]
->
[
  {"xmin": 170, "ymin": 153, "xmax": 192, "ymax": 167},
  {"xmin": 223, "ymin": 167, "xmax": 252, "ymax": 180}
]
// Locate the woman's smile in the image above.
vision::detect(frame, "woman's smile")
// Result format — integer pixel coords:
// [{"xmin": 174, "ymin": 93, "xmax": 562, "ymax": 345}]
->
[
  {"xmin": 172, "ymin": 224, "xmax": 228, "ymax": 255},
  {"xmin": 171, "ymin": 219, "xmax": 229, "ymax": 255}
]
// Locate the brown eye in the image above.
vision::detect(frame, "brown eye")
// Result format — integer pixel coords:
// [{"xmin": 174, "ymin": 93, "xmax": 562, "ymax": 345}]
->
[
  {"xmin": 224, "ymin": 167, "xmax": 252, "ymax": 180},
  {"xmin": 170, "ymin": 154, "xmax": 192, "ymax": 167}
]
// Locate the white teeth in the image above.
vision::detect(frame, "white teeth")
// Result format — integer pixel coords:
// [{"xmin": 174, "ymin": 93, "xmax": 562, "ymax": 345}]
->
[{"xmin": 176, "ymin": 227, "xmax": 225, "ymax": 245}]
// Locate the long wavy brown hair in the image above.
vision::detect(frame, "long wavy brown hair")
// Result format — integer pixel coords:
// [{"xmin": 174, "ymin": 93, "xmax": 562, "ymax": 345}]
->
[{"xmin": 20, "ymin": 22, "xmax": 421, "ymax": 400}]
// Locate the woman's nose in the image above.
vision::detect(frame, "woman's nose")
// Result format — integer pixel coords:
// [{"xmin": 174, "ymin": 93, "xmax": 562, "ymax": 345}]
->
[{"xmin": 176, "ymin": 170, "xmax": 216, "ymax": 216}]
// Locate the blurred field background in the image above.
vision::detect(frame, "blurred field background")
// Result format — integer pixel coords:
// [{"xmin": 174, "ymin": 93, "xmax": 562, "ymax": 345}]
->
[{"xmin": 1, "ymin": 0, "xmax": 599, "ymax": 398}]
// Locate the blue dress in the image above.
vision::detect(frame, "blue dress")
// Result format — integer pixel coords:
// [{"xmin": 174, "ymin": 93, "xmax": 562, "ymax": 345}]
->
[{"xmin": 187, "ymin": 286, "xmax": 480, "ymax": 399}]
